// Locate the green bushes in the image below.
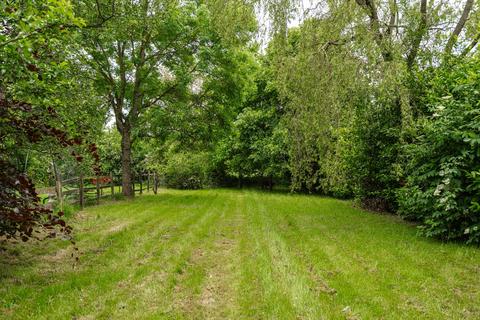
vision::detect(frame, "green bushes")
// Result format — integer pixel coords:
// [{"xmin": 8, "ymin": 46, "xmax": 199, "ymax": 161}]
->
[
  {"xmin": 349, "ymin": 95, "xmax": 403, "ymax": 212},
  {"xmin": 398, "ymin": 59, "xmax": 480, "ymax": 244},
  {"xmin": 219, "ymin": 107, "xmax": 289, "ymax": 183},
  {"xmin": 162, "ymin": 152, "xmax": 212, "ymax": 189}
]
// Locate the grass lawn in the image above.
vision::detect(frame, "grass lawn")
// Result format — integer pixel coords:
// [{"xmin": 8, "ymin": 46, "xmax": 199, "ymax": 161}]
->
[{"xmin": 1, "ymin": 189, "xmax": 479, "ymax": 319}]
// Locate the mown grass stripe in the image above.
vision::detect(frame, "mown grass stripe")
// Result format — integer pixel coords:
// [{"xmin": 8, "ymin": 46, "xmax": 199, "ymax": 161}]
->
[{"xmin": 1, "ymin": 189, "xmax": 479, "ymax": 320}]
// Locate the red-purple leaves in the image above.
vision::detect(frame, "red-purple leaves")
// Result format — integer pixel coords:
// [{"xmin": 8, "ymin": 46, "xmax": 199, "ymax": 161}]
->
[
  {"xmin": 0, "ymin": 158, "xmax": 73, "ymax": 242},
  {"xmin": 0, "ymin": 96, "xmax": 99, "ymax": 247}
]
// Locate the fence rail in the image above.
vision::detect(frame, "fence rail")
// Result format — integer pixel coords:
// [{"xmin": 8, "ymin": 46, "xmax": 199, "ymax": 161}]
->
[{"xmin": 42, "ymin": 172, "xmax": 159, "ymax": 211}]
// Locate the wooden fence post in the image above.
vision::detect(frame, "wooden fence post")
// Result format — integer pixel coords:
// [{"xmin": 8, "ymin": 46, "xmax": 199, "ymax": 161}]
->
[
  {"xmin": 110, "ymin": 172, "xmax": 115, "ymax": 199},
  {"xmin": 79, "ymin": 173, "xmax": 84, "ymax": 209},
  {"xmin": 139, "ymin": 174, "xmax": 143, "ymax": 195},
  {"xmin": 153, "ymin": 172, "xmax": 158, "ymax": 195},
  {"xmin": 52, "ymin": 160, "xmax": 63, "ymax": 212},
  {"xmin": 132, "ymin": 172, "xmax": 135, "ymax": 196},
  {"xmin": 96, "ymin": 175, "xmax": 100, "ymax": 205},
  {"xmin": 147, "ymin": 171, "xmax": 150, "ymax": 192}
]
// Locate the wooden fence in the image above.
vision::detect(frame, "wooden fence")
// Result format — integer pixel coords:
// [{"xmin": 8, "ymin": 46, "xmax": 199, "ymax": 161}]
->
[{"xmin": 40, "ymin": 172, "xmax": 160, "ymax": 210}]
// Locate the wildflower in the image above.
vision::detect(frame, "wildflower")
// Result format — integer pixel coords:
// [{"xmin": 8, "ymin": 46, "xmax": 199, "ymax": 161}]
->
[{"xmin": 433, "ymin": 184, "xmax": 444, "ymax": 196}]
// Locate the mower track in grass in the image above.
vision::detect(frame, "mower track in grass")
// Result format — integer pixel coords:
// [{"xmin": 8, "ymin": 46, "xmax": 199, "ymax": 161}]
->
[{"xmin": 1, "ymin": 189, "xmax": 479, "ymax": 319}]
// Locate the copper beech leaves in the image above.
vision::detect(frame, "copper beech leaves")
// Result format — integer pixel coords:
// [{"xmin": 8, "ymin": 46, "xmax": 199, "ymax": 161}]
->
[{"xmin": 0, "ymin": 97, "xmax": 99, "ymax": 243}]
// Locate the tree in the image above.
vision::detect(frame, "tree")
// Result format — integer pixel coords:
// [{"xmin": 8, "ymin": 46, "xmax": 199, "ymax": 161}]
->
[
  {"xmin": 218, "ymin": 69, "xmax": 289, "ymax": 189},
  {"xmin": 77, "ymin": 0, "xmax": 256, "ymax": 196},
  {"xmin": 445, "ymin": 0, "xmax": 475, "ymax": 55},
  {"xmin": 78, "ymin": 0, "xmax": 260, "ymax": 196},
  {"xmin": 0, "ymin": 0, "xmax": 86, "ymax": 241},
  {"xmin": 264, "ymin": 0, "xmax": 480, "ymax": 208}
]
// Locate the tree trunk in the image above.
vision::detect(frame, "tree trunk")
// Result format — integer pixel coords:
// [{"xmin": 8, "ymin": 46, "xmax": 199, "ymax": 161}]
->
[
  {"xmin": 121, "ymin": 128, "xmax": 134, "ymax": 197},
  {"xmin": 406, "ymin": 0, "xmax": 427, "ymax": 70},
  {"xmin": 445, "ymin": 0, "xmax": 475, "ymax": 55}
]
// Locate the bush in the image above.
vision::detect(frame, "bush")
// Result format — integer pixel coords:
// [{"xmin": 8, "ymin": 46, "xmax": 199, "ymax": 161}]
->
[
  {"xmin": 162, "ymin": 152, "xmax": 212, "ymax": 189},
  {"xmin": 398, "ymin": 59, "xmax": 480, "ymax": 244},
  {"xmin": 349, "ymin": 94, "xmax": 402, "ymax": 212}
]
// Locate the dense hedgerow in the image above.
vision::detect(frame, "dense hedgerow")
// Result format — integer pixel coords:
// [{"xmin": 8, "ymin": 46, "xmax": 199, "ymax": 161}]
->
[{"xmin": 398, "ymin": 59, "xmax": 480, "ymax": 244}]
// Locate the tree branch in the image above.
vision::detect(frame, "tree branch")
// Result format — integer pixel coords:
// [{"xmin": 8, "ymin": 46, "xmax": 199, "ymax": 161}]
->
[
  {"xmin": 144, "ymin": 61, "xmax": 200, "ymax": 108},
  {"xmin": 110, "ymin": 94, "xmax": 124, "ymax": 133},
  {"xmin": 461, "ymin": 32, "xmax": 480, "ymax": 56},
  {"xmin": 355, "ymin": 0, "xmax": 393, "ymax": 61},
  {"xmin": 406, "ymin": 0, "xmax": 427, "ymax": 70},
  {"xmin": 130, "ymin": 34, "xmax": 150, "ymax": 122},
  {"xmin": 386, "ymin": 0, "xmax": 397, "ymax": 36},
  {"xmin": 445, "ymin": 0, "xmax": 475, "ymax": 55}
]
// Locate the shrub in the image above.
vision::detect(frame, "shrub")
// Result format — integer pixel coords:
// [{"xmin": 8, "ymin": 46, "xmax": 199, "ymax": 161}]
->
[
  {"xmin": 162, "ymin": 152, "xmax": 212, "ymax": 189},
  {"xmin": 349, "ymin": 95, "xmax": 402, "ymax": 212},
  {"xmin": 398, "ymin": 59, "xmax": 480, "ymax": 244}
]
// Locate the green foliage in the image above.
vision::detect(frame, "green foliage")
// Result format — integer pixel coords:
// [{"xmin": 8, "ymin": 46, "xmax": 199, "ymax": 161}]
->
[
  {"xmin": 269, "ymin": 17, "xmax": 375, "ymax": 197},
  {"xmin": 398, "ymin": 58, "xmax": 480, "ymax": 244},
  {"xmin": 348, "ymin": 83, "xmax": 403, "ymax": 211},
  {"xmin": 0, "ymin": 0, "xmax": 88, "ymax": 243},
  {"xmin": 0, "ymin": 0, "xmax": 82, "ymax": 92},
  {"xmin": 162, "ymin": 151, "xmax": 212, "ymax": 189},
  {"xmin": 145, "ymin": 48, "xmax": 258, "ymax": 152},
  {"xmin": 96, "ymin": 129, "xmax": 122, "ymax": 175},
  {"xmin": 222, "ymin": 108, "xmax": 288, "ymax": 177},
  {"xmin": 218, "ymin": 73, "xmax": 289, "ymax": 186},
  {"xmin": 319, "ymin": 126, "xmax": 355, "ymax": 198}
]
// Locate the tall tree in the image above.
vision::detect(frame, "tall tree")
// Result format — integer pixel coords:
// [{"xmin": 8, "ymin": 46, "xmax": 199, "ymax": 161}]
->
[
  {"xmin": 78, "ymin": 0, "xmax": 256, "ymax": 196},
  {"xmin": 264, "ymin": 0, "xmax": 480, "ymax": 206},
  {"xmin": 78, "ymin": 0, "xmax": 202, "ymax": 196}
]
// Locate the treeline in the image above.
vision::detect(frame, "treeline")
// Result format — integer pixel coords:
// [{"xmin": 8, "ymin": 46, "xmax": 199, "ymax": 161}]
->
[
  {"xmin": 138, "ymin": 1, "xmax": 480, "ymax": 244},
  {"xmin": 269, "ymin": 2, "xmax": 480, "ymax": 245},
  {"xmin": 158, "ymin": 56, "xmax": 480, "ymax": 244}
]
